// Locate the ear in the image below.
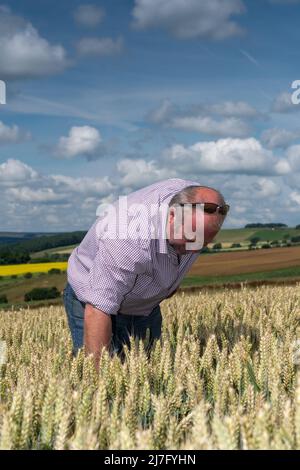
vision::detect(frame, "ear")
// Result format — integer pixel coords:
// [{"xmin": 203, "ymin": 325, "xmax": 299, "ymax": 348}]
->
[{"xmin": 168, "ymin": 207, "xmax": 175, "ymax": 223}]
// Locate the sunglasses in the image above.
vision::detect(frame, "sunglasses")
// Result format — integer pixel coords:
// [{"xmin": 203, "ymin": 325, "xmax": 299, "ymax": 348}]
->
[{"xmin": 178, "ymin": 202, "xmax": 230, "ymax": 216}]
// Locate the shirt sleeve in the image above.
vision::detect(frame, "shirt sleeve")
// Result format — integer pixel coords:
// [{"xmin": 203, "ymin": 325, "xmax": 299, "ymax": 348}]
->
[{"xmin": 82, "ymin": 238, "xmax": 149, "ymax": 315}]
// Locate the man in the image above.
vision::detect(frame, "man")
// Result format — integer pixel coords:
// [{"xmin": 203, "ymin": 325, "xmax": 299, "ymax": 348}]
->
[{"xmin": 63, "ymin": 178, "xmax": 229, "ymax": 365}]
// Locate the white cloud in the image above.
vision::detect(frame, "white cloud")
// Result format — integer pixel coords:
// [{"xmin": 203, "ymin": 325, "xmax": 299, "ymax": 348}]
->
[
  {"xmin": 0, "ymin": 5, "xmax": 68, "ymax": 79},
  {"xmin": 56, "ymin": 126, "xmax": 102, "ymax": 159},
  {"xmin": 0, "ymin": 159, "xmax": 38, "ymax": 183},
  {"xmin": 0, "ymin": 121, "xmax": 30, "ymax": 144},
  {"xmin": 171, "ymin": 116, "xmax": 250, "ymax": 137},
  {"xmin": 163, "ymin": 137, "xmax": 289, "ymax": 176},
  {"xmin": 285, "ymin": 144, "xmax": 300, "ymax": 171},
  {"xmin": 77, "ymin": 36, "xmax": 123, "ymax": 56},
  {"xmin": 208, "ymin": 101, "xmax": 259, "ymax": 117},
  {"xmin": 147, "ymin": 99, "xmax": 259, "ymax": 135},
  {"xmin": 6, "ymin": 187, "xmax": 67, "ymax": 203},
  {"xmin": 290, "ymin": 191, "xmax": 300, "ymax": 205},
  {"xmin": 0, "ymin": 158, "xmax": 117, "ymax": 230},
  {"xmin": 252, "ymin": 178, "xmax": 281, "ymax": 197},
  {"xmin": 73, "ymin": 4, "xmax": 105, "ymax": 27},
  {"xmin": 117, "ymin": 158, "xmax": 172, "ymax": 189},
  {"xmin": 272, "ymin": 92, "xmax": 298, "ymax": 113},
  {"xmin": 50, "ymin": 174, "xmax": 115, "ymax": 196},
  {"xmin": 261, "ymin": 128, "xmax": 300, "ymax": 148},
  {"xmin": 274, "ymin": 159, "xmax": 292, "ymax": 174},
  {"xmin": 132, "ymin": 0, "xmax": 246, "ymax": 39}
]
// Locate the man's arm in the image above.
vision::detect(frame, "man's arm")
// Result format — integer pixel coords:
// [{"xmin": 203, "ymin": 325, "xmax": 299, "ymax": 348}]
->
[{"xmin": 84, "ymin": 303, "xmax": 112, "ymax": 369}]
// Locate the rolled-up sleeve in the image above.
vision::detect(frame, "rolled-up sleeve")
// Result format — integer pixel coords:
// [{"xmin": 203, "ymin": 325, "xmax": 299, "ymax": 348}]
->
[{"xmin": 82, "ymin": 238, "xmax": 149, "ymax": 315}]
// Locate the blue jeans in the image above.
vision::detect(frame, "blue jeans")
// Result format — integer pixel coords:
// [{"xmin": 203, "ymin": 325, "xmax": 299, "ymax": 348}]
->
[{"xmin": 63, "ymin": 282, "xmax": 162, "ymax": 359}]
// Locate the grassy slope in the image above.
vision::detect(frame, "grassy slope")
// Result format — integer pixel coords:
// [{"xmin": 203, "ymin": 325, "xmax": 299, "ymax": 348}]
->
[
  {"xmin": 182, "ymin": 265, "xmax": 300, "ymax": 286},
  {"xmin": 1, "ymin": 264, "xmax": 300, "ymax": 309},
  {"xmin": 0, "ymin": 227, "xmax": 299, "ymax": 308},
  {"xmin": 0, "ymin": 272, "xmax": 67, "ymax": 305},
  {"xmin": 30, "ymin": 227, "xmax": 300, "ymax": 256}
]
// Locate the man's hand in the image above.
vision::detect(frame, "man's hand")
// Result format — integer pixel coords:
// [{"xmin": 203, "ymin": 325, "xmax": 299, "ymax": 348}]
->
[{"xmin": 84, "ymin": 303, "xmax": 112, "ymax": 370}]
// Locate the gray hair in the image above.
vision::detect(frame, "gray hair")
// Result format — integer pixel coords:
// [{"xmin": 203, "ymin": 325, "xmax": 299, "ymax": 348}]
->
[{"xmin": 169, "ymin": 185, "xmax": 224, "ymax": 207}]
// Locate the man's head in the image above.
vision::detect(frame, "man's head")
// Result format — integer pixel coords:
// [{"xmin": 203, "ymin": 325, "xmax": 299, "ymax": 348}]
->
[{"xmin": 167, "ymin": 185, "xmax": 229, "ymax": 255}]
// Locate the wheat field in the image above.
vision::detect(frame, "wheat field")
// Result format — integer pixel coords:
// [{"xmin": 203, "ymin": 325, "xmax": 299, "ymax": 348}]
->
[{"xmin": 0, "ymin": 284, "xmax": 300, "ymax": 450}]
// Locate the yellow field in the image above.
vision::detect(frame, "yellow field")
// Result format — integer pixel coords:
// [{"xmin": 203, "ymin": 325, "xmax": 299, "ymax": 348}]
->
[{"xmin": 0, "ymin": 262, "xmax": 68, "ymax": 276}]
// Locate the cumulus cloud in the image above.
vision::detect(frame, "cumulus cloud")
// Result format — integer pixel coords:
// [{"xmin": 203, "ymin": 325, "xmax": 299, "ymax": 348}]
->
[
  {"xmin": 132, "ymin": 0, "xmax": 246, "ymax": 39},
  {"xmin": 285, "ymin": 144, "xmax": 300, "ymax": 171},
  {"xmin": 0, "ymin": 158, "xmax": 38, "ymax": 183},
  {"xmin": 73, "ymin": 4, "xmax": 105, "ymax": 27},
  {"xmin": 50, "ymin": 174, "xmax": 115, "ymax": 197},
  {"xmin": 163, "ymin": 137, "xmax": 290, "ymax": 176},
  {"xmin": 77, "ymin": 36, "xmax": 123, "ymax": 56},
  {"xmin": 6, "ymin": 187, "xmax": 67, "ymax": 204},
  {"xmin": 207, "ymin": 101, "xmax": 259, "ymax": 118},
  {"xmin": 0, "ymin": 5, "xmax": 68, "ymax": 79},
  {"xmin": 0, "ymin": 121, "xmax": 30, "ymax": 144},
  {"xmin": 147, "ymin": 99, "xmax": 259, "ymax": 136},
  {"xmin": 56, "ymin": 126, "xmax": 103, "ymax": 159},
  {"xmin": 261, "ymin": 128, "xmax": 300, "ymax": 148},
  {"xmin": 252, "ymin": 178, "xmax": 281, "ymax": 197},
  {"xmin": 117, "ymin": 158, "xmax": 172, "ymax": 189},
  {"xmin": 290, "ymin": 191, "xmax": 300, "ymax": 205},
  {"xmin": 171, "ymin": 116, "xmax": 250, "ymax": 137},
  {"xmin": 0, "ymin": 157, "xmax": 116, "ymax": 230},
  {"xmin": 272, "ymin": 92, "xmax": 298, "ymax": 113}
]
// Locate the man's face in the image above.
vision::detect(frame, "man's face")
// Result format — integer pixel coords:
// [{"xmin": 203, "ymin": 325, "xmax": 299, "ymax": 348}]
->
[{"xmin": 167, "ymin": 189, "xmax": 227, "ymax": 255}]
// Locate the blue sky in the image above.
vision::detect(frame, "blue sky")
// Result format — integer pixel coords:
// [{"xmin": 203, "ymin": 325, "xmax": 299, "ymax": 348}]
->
[{"xmin": 0, "ymin": 0, "xmax": 300, "ymax": 231}]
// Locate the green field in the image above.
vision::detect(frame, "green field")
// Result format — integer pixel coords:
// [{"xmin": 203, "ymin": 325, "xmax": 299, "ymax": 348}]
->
[
  {"xmin": 1, "ymin": 264, "xmax": 300, "ymax": 309},
  {"xmin": 0, "ymin": 272, "xmax": 67, "ymax": 308},
  {"xmin": 30, "ymin": 244, "xmax": 78, "ymax": 258},
  {"xmin": 214, "ymin": 227, "xmax": 300, "ymax": 243},
  {"xmin": 29, "ymin": 227, "xmax": 299, "ymax": 256},
  {"xmin": 182, "ymin": 265, "xmax": 300, "ymax": 287}
]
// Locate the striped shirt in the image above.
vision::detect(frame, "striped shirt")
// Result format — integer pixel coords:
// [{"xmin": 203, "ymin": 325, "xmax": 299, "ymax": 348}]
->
[{"xmin": 67, "ymin": 178, "xmax": 202, "ymax": 316}]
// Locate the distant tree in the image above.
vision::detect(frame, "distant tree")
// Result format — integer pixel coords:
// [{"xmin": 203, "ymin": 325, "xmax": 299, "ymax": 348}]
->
[
  {"xmin": 48, "ymin": 268, "xmax": 61, "ymax": 275},
  {"xmin": 291, "ymin": 235, "xmax": 300, "ymax": 243},
  {"xmin": 213, "ymin": 243, "xmax": 222, "ymax": 250},
  {"xmin": 0, "ymin": 246, "xmax": 30, "ymax": 265},
  {"xmin": 11, "ymin": 275, "xmax": 17, "ymax": 279},
  {"xmin": 24, "ymin": 287, "xmax": 60, "ymax": 301},
  {"xmin": 231, "ymin": 243, "xmax": 241, "ymax": 248},
  {"xmin": 296, "ymin": 225, "xmax": 300, "ymax": 229},
  {"xmin": 245, "ymin": 223, "xmax": 287, "ymax": 228},
  {"xmin": 250, "ymin": 237, "xmax": 260, "ymax": 245},
  {"xmin": 23, "ymin": 272, "xmax": 33, "ymax": 279},
  {"xmin": 261, "ymin": 243, "xmax": 271, "ymax": 249},
  {"xmin": 0, "ymin": 294, "xmax": 8, "ymax": 304}
]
